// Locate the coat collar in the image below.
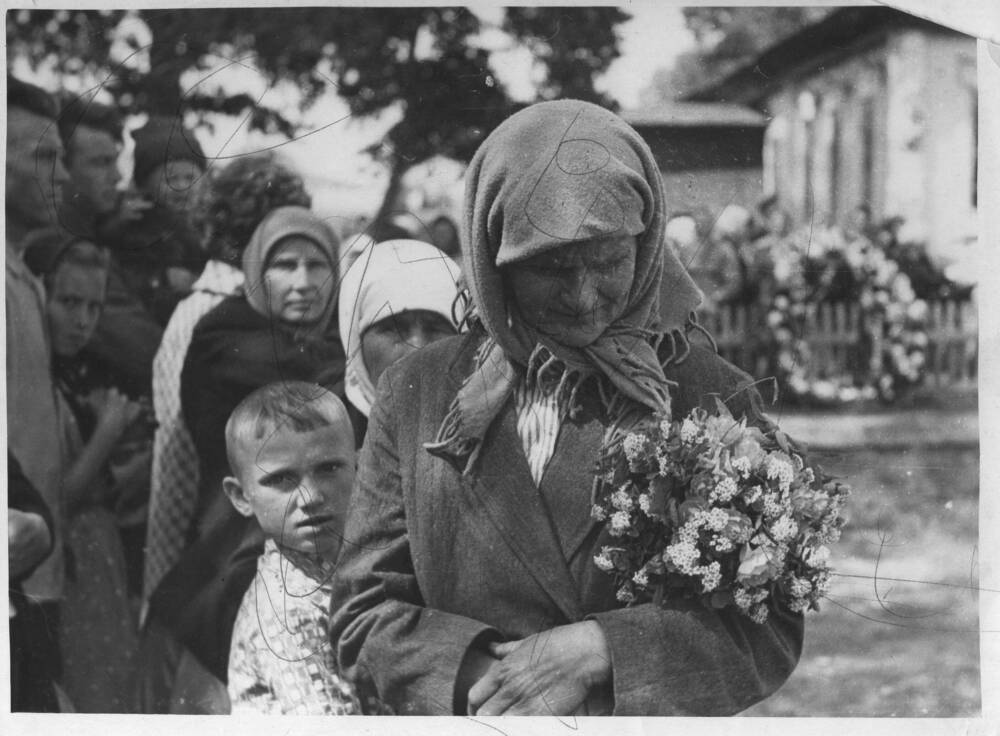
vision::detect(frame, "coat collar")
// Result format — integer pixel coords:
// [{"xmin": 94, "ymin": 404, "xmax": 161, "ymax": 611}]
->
[{"xmin": 460, "ymin": 398, "xmax": 585, "ymax": 622}]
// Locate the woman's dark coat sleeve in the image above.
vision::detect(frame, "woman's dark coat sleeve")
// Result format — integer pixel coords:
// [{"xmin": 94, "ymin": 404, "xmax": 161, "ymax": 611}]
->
[
  {"xmin": 330, "ymin": 339, "xmax": 803, "ymax": 716},
  {"xmin": 330, "ymin": 370, "xmax": 501, "ymax": 715}
]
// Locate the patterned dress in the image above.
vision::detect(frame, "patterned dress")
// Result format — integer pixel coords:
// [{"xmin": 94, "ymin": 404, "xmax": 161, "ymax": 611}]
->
[
  {"xmin": 55, "ymin": 387, "xmax": 138, "ymax": 713},
  {"xmin": 228, "ymin": 540, "xmax": 361, "ymax": 715}
]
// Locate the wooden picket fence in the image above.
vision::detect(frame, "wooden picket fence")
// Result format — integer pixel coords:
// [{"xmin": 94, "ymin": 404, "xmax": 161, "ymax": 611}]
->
[{"xmin": 703, "ymin": 298, "xmax": 978, "ymax": 391}]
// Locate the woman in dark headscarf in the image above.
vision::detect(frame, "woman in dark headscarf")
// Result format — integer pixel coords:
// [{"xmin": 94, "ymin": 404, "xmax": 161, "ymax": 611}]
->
[
  {"xmin": 330, "ymin": 100, "xmax": 803, "ymax": 716},
  {"xmin": 150, "ymin": 206, "xmax": 345, "ymax": 696}
]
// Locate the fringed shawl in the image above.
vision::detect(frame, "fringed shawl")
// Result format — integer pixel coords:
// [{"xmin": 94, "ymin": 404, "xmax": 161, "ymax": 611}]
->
[{"xmin": 426, "ymin": 100, "xmax": 704, "ymax": 475}]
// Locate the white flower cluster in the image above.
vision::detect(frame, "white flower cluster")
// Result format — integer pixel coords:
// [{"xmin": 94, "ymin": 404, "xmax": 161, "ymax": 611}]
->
[
  {"xmin": 700, "ymin": 561, "xmax": 722, "ymax": 592},
  {"xmin": 593, "ymin": 547, "xmax": 615, "ymax": 572},
  {"xmin": 802, "ymin": 544, "xmax": 830, "ymax": 567},
  {"xmin": 710, "ymin": 476, "xmax": 740, "ymax": 504},
  {"xmin": 591, "ymin": 504, "xmax": 607, "ymax": 521},
  {"xmin": 637, "ymin": 493, "xmax": 652, "ymax": 514},
  {"xmin": 766, "ymin": 455, "xmax": 794, "ymax": 492},
  {"xmin": 701, "ymin": 507, "xmax": 730, "ymax": 533},
  {"xmin": 623, "ymin": 433, "xmax": 645, "ymax": 462},
  {"xmin": 732, "ymin": 456, "xmax": 753, "ymax": 478},
  {"xmin": 616, "ymin": 587, "xmax": 635, "ymax": 603},
  {"xmin": 709, "ymin": 535, "xmax": 735, "ymax": 553},
  {"xmin": 659, "ymin": 419, "xmax": 672, "ymax": 437},
  {"xmin": 733, "ymin": 586, "xmax": 769, "ymax": 611},
  {"xmin": 665, "ymin": 539, "xmax": 700, "ymax": 575},
  {"xmin": 770, "ymin": 514, "xmax": 798, "ymax": 543},
  {"xmin": 680, "ymin": 418, "xmax": 701, "ymax": 444},
  {"xmin": 789, "ymin": 576, "xmax": 813, "ymax": 598},
  {"xmin": 749, "ymin": 603, "xmax": 769, "ymax": 624},
  {"xmin": 632, "ymin": 569, "xmax": 649, "ymax": 587},
  {"xmin": 813, "ymin": 570, "xmax": 832, "ymax": 597},
  {"xmin": 657, "ymin": 454, "xmax": 670, "ymax": 477},
  {"xmin": 609, "ymin": 510, "xmax": 632, "ymax": 536},
  {"xmin": 762, "ymin": 492, "xmax": 785, "ymax": 519},
  {"xmin": 610, "ymin": 487, "xmax": 633, "ymax": 511}
]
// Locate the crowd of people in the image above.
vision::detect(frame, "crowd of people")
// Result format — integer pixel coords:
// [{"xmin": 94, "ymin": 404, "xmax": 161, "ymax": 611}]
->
[{"xmin": 8, "ymin": 76, "xmax": 803, "ymax": 716}]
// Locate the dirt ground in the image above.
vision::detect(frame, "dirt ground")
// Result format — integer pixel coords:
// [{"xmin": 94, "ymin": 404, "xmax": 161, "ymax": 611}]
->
[{"xmin": 743, "ymin": 445, "xmax": 981, "ymax": 717}]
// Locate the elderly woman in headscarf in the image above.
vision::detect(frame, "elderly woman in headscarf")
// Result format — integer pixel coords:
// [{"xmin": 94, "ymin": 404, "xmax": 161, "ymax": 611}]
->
[
  {"xmin": 338, "ymin": 239, "xmax": 462, "ymax": 446},
  {"xmin": 330, "ymin": 101, "xmax": 803, "ymax": 716},
  {"xmin": 149, "ymin": 206, "xmax": 344, "ymax": 707}
]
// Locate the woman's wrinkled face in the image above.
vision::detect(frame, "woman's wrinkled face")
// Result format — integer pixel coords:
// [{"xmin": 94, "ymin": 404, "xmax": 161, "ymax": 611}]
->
[
  {"xmin": 504, "ymin": 234, "xmax": 637, "ymax": 348},
  {"xmin": 263, "ymin": 236, "xmax": 334, "ymax": 325},
  {"xmin": 361, "ymin": 309, "xmax": 456, "ymax": 386}
]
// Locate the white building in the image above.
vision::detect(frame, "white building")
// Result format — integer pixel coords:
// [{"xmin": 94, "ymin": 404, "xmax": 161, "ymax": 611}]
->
[{"xmin": 688, "ymin": 7, "xmax": 978, "ymax": 266}]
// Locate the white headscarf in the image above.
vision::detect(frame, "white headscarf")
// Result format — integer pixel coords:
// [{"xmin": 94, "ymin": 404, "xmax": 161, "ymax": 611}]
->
[{"xmin": 338, "ymin": 239, "xmax": 461, "ymax": 416}]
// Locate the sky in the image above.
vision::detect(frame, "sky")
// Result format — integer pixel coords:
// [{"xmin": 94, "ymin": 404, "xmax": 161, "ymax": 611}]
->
[{"xmin": 190, "ymin": 4, "xmax": 699, "ymax": 221}]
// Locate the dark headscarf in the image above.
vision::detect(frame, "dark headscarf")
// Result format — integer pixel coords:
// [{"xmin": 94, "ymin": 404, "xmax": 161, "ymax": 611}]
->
[{"xmin": 427, "ymin": 100, "xmax": 704, "ymax": 474}]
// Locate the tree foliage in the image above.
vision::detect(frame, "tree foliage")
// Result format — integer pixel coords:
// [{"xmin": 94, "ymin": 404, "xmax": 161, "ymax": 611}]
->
[
  {"xmin": 643, "ymin": 6, "xmax": 833, "ymax": 104},
  {"xmin": 8, "ymin": 7, "xmax": 630, "ymax": 222},
  {"xmin": 503, "ymin": 7, "xmax": 630, "ymax": 110}
]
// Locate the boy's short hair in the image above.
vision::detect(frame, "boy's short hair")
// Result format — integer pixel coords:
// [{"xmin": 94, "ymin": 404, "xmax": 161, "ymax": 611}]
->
[{"xmin": 225, "ymin": 381, "xmax": 350, "ymax": 476}]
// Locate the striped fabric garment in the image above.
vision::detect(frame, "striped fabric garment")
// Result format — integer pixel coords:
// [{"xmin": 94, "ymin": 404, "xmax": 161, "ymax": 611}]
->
[
  {"xmin": 514, "ymin": 375, "xmax": 567, "ymax": 486},
  {"xmin": 142, "ymin": 260, "xmax": 245, "ymax": 612}
]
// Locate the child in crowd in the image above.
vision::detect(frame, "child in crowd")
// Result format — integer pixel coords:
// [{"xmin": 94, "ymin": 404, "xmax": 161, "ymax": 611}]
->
[
  {"xmin": 24, "ymin": 230, "xmax": 149, "ymax": 712},
  {"xmin": 222, "ymin": 381, "xmax": 361, "ymax": 715}
]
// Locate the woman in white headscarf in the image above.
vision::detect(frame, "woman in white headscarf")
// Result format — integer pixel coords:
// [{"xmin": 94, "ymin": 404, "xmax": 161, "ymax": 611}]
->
[{"xmin": 338, "ymin": 239, "xmax": 462, "ymax": 446}]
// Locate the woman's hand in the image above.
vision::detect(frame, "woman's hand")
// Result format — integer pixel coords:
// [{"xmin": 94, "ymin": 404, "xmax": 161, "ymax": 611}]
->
[
  {"xmin": 92, "ymin": 387, "xmax": 143, "ymax": 443},
  {"xmin": 467, "ymin": 621, "xmax": 612, "ymax": 716},
  {"xmin": 8, "ymin": 509, "xmax": 51, "ymax": 579},
  {"xmin": 109, "ymin": 445, "xmax": 153, "ymax": 520}
]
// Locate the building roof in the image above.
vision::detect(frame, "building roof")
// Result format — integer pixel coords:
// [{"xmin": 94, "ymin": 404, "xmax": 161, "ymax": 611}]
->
[
  {"xmin": 683, "ymin": 6, "xmax": 959, "ymax": 106},
  {"xmin": 622, "ymin": 103, "xmax": 767, "ymax": 129}
]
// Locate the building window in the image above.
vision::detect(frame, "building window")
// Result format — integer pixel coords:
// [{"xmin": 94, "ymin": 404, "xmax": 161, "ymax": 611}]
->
[
  {"xmin": 861, "ymin": 96, "xmax": 876, "ymax": 209},
  {"xmin": 799, "ymin": 91, "xmax": 818, "ymax": 216},
  {"xmin": 830, "ymin": 106, "xmax": 841, "ymax": 223}
]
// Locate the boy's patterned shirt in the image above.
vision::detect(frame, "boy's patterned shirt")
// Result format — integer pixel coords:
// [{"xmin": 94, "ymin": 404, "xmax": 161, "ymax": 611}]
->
[{"xmin": 228, "ymin": 539, "xmax": 361, "ymax": 715}]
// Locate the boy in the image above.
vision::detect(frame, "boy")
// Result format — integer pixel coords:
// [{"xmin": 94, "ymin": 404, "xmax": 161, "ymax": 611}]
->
[{"xmin": 222, "ymin": 381, "xmax": 360, "ymax": 715}]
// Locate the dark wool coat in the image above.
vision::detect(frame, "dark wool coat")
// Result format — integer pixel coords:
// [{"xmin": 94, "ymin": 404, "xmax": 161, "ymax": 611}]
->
[{"xmin": 330, "ymin": 329, "xmax": 803, "ymax": 716}]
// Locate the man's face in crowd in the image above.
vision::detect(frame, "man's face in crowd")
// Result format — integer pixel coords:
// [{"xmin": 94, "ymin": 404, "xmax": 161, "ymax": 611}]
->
[
  {"xmin": 65, "ymin": 124, "xmax": 121, "ymax": 215},
  {"xmin": 6, "ymin": 107, "xmax": 69, "ymax": 231}
]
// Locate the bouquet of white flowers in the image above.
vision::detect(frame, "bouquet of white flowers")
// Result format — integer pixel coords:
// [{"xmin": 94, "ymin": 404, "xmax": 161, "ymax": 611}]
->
[{"xmin": 592, "ymin": 399, "xmax": 849, "ymax": 623}]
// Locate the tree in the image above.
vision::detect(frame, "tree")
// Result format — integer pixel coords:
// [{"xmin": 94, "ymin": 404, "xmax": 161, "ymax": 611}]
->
[
  {"xmin": 8, "ymin": 7, "xmax": 630, "ymax": 226},
  {"xmin": 503, "ymin": 7, "xmax": 631, "ymax": 110},
  {"xmin": 642, "ymin": 7, "xmax": 832, "ymax": 105}
]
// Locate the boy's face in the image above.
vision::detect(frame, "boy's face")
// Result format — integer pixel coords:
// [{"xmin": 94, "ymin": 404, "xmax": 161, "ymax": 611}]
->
[{"xmin": 226, "ymin": 423, "xmax": 356, "ymax": 558}]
